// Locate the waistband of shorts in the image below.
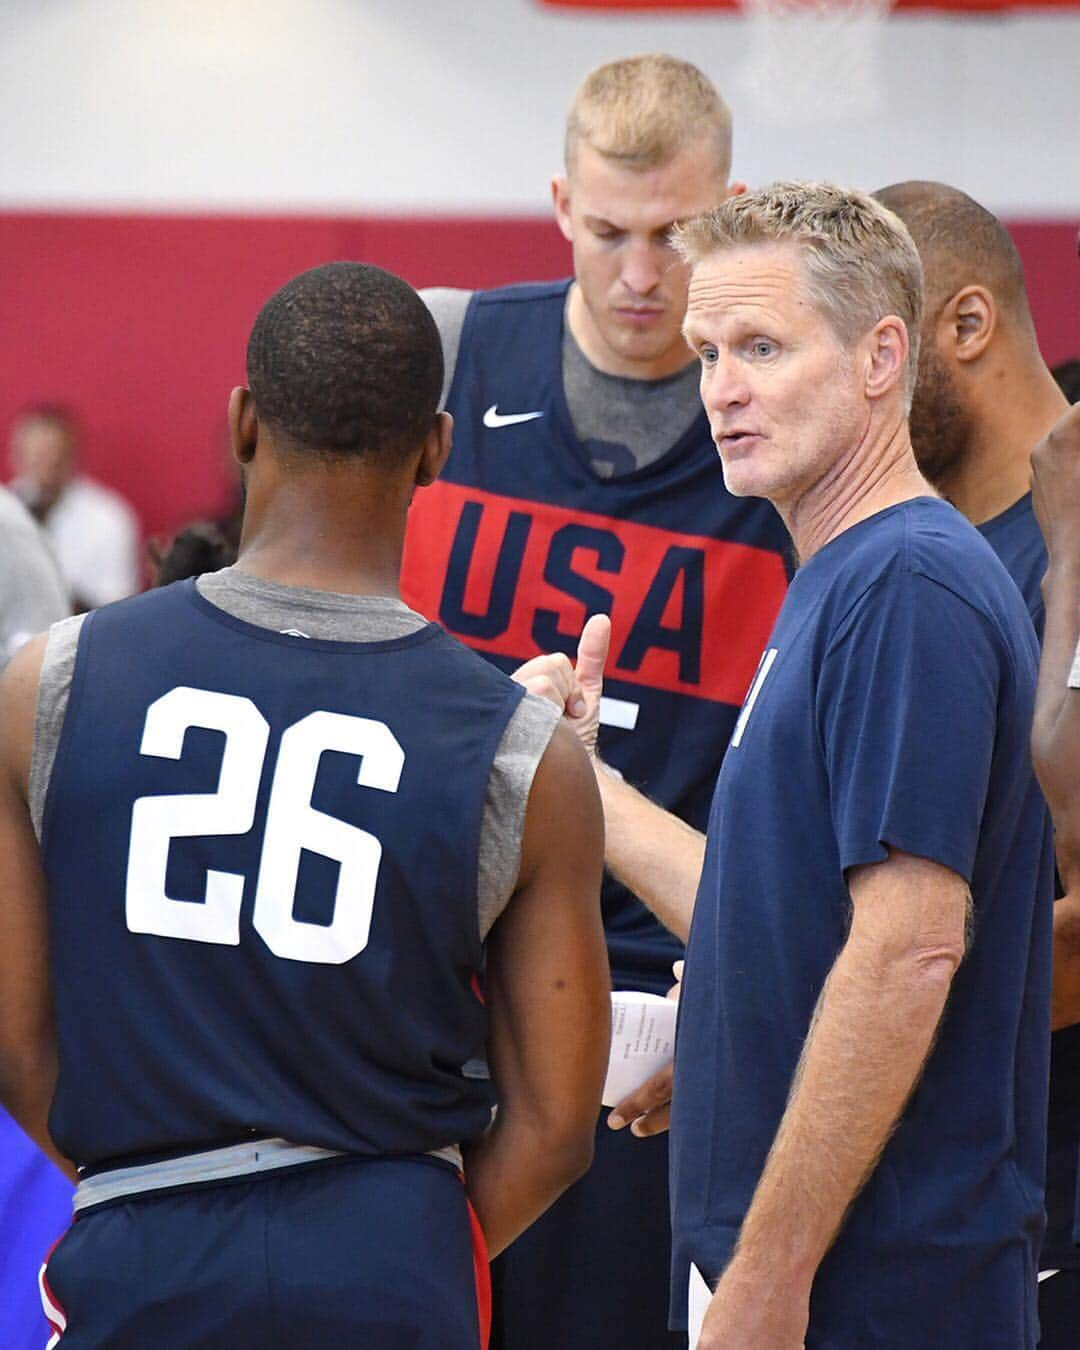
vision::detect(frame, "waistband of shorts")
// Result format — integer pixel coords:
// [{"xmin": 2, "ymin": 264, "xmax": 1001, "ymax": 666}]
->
[{"xmin": 73, "ymin": 1138, "xmax": 463, "ymax": 1213}]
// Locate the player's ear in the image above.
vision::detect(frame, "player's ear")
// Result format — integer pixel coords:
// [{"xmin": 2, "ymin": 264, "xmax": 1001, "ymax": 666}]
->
[
  {"xmin": 949, "ymin": 286, "xmax": 996, "ymax": 364},
  {"xmin": 552, "ymin": 175, "xmax": 573, "ymax": 244},
  {"xmin": 228, "ymin": 387, "xmax": 258, "ymax": 465},
  {"xmin": 725, "ymin": 180, "xmax": 748, "ymax": 200},
  {"xmin": 415, "ymin": 411, "xmax": 453, "ymax": 488}
]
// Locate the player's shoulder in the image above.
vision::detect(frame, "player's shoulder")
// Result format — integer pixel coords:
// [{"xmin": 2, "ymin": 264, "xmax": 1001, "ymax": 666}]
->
[
  {"xmin": 422, "ymin": 279, "xmax": 568, "ymax": 313},
  {"xmin": 470, "ymin": 278, "xmax": 572, "ymax": 311},
  {"xmin": 420, "ymin": 286, "xmax": 472, "ymax": 335},
  {"xmin": 69, "ymin": 581, "xmax": 199, "ymax": 653},
  {"xmin": 422, "ymin": 621, "xmax": 526, "ymax": 691}
]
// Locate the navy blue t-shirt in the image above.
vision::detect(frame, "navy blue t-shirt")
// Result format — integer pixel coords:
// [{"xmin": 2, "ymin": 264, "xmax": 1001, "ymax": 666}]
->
[
  {"xmin": 402, "ymin": 281, "xmax": 791, "ymax": 994},
  {"xmin": 671, "ymin": 498, "xmax": 1053, "ymax": 1347}
]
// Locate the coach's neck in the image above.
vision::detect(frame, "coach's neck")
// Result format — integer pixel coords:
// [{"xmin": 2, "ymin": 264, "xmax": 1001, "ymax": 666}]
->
[{"xmin": 783, "ymin": 408, "xmax": 935, "ymax": 564}]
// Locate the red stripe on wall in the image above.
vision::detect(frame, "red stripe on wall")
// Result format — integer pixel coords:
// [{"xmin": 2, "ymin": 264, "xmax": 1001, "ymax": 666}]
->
[{"xmin": 1, "ymin": 211, "xmax": 1075, "ymax": 549}]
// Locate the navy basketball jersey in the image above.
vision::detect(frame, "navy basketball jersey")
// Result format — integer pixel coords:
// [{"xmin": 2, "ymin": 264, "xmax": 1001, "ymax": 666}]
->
[
  {"xmin": 403, "ymin": 281, "xmax": 791, "ymax": 991},
  {"xmin": 978, "ymin": 491, "xmax": 1046, "ymax": 638},
  {"xmin": 42, "ymin": 581, "xmax": 524, "ymax": 1169}
]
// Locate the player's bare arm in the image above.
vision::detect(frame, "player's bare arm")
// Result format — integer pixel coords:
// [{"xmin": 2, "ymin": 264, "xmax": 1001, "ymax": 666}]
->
[
  {"xmin": 1031, "ymin": 405, "xmax": 1080, "ymax": 1028},
  {"xmin": 1032, "ymin": 406, "xmax": 1080, "ymax": 872},
  {"xmin": 0, "ymin": 635, "xmax": 76, "ymax": 1181},
  {"xmin": 698, "ymin": 850, "xmax": 968, "ymax": 1349},
  {"xmin": 462, "ymin": 720, "xmax": 609, "ymax": 1258}
]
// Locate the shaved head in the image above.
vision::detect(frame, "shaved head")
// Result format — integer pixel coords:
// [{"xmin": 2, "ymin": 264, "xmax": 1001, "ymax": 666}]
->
[
  {"xmin": 873, "ymin": 182, "xmax": 1036, "ymax": 486},
  {"xmin": 873, "ymin": 181, "xmax": 1030, "ymax": 328}
]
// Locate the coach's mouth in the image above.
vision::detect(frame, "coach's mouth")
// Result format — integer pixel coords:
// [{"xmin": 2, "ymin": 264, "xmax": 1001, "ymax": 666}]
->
[{"xmin": 717, "ymin": 430, "xmax": 762, "ymax": 451}]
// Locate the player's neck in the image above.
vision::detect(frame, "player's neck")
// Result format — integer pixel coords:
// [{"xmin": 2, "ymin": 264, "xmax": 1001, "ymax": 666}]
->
[
  {"xmin": 236, "ymin": 472, "xmax": 408, "ymax": 598},
  {"xmin": 936, "ymin": 371, "xmax": 1067, "ymax": 527}
]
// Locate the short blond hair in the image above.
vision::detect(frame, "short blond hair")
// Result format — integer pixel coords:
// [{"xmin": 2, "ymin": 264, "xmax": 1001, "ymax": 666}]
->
[
  {"xmin": 565, "ymin": 54, "xmax": 732, "ymax": 181},
  {"xmin": 675, "ymin": 181, "xmax": 924, "ymax": 402}
]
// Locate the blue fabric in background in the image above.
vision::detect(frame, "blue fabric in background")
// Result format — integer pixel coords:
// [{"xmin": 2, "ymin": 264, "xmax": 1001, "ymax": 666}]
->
[{"xmin": 0, "ymin": 1106, "xmax": 72, "ymax": 1350}]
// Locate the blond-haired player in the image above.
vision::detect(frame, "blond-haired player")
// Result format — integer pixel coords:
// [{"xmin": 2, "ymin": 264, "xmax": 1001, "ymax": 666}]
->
[{"xmin": 401, "ymin": 55, "xmax": 791, "ymax": 1350}]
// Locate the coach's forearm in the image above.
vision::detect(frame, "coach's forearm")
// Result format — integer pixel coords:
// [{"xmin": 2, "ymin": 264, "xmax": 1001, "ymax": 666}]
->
[
  {"xmin": 462, "ymin": 1111, "xmax": 593, "ymax": 1258},
  {"xmin": 731, "ymin": 932, "xmax": 958, "ymax": 1286},
  {"xmin": 594, "ymin": 764, "xmax": 704, "ymax": 943}
]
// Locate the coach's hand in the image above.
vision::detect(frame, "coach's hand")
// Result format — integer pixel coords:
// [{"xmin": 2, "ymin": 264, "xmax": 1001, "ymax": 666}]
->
[
  {"xmin": 698, "ymin": 1255, "xmax": 809, "ymax": 1350},
  {"xmin": 510, "ymin": 614, "xmax": 611, "ymax": 760},
  {"xmin": 511, "ymin": 651, "xmax": 586, "ymax": 716},
  {"xmin": 608, "ymin": 963, "xmax": 682, "ymax": 1137},
  {"xmin": 565, "ymin": 613, "xmax": 610, "ymax": 762},
  {"xmin": 607, "ymin": 1062, "xmax": 673, "ymax": 1137}
]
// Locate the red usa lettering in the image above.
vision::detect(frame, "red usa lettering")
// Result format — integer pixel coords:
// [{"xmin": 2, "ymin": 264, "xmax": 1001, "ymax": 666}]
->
[{"xmin": 402, "ymin": 482, "xmax": 786, "ymax": 707}]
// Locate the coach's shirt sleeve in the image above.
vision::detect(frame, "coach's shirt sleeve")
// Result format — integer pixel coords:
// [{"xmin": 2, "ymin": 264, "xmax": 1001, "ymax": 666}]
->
[{"xmin": 816, "ymin": 571, "xmax": 1000, "ymax": 883}]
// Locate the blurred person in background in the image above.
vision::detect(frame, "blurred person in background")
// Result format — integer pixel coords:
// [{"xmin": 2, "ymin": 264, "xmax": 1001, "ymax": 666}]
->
[
  {"xmin": 1052, "ymin": 358, "xmax": 1080, "ymax": 403},
  {"xmin": 148, "ymin": 521, "xmax": 237, "ymax": 587},
  {"xmin": 9, "ymin": 405, "xmax": 140, "ymax": 611},
  {"xmin": 875, "ymin": 180, "xmax": 1076, "ymax": 1347},
  {"xmin": 0, "ymin": 484, "xmax": 71, "ymax": 1350},
  {"xmin": 404, "ymin": 53, "xmax": 791, "ymax": 1350}
]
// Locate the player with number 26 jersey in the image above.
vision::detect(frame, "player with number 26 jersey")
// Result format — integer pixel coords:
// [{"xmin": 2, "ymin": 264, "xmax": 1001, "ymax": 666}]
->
[{"xmin": 43, "ymin": 579, "xmax": 521, "ymax": 1167}]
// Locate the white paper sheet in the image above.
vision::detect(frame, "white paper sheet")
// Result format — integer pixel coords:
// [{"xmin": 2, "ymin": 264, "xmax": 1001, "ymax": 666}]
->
[
  {"xmin": 688, "ymin": 1262, "xmax": 712, "ymax": 1348},
  {"xmin": 601, "ymin": 989, "xmax": 678, "ymax": 1109}
]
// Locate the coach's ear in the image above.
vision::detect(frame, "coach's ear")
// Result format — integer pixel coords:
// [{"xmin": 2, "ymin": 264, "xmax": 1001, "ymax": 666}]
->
[
  {"xmin": 415, "ymin": 411, "xmax": 453, "ymax": 487},
  {"xmin": 228, "ymin": 387, "xmax": 259, "ymax": 465}
]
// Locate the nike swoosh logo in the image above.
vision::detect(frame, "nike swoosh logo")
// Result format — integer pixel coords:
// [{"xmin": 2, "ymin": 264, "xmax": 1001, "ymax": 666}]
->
[{"xmin": 483, "ymin": 404, "xmax": 544, "ymax": 429}]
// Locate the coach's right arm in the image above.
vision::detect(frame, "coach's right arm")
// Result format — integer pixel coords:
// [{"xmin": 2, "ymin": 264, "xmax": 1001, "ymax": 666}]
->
[{"xmin": 462, "ymin": 719, "xmax": 609, "ymax": 1257}]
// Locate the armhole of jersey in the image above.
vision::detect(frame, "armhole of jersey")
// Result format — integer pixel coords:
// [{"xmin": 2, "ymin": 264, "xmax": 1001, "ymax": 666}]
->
[
  {"xmin": 35, "ymin": 611, "xmax": 92, "ymax": 847},
  {"xmin": 443, "ymin": 289, "xmax": 483, "ymax": 411},
  {"xmin": 476, "ymin": 693, "xmax": 561, "ymax": 941}
]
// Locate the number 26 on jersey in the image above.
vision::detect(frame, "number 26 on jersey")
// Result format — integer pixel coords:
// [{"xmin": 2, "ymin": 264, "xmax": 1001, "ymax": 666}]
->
[{"xmin": 126, "ymin": 686, "xmax": 403, "ymax": 965}]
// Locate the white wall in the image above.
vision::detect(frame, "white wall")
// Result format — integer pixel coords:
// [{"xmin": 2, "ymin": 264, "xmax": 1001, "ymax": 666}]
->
[{"xmin": 1, "ymin": 0, "xmax": 1077, "ymax": 216}]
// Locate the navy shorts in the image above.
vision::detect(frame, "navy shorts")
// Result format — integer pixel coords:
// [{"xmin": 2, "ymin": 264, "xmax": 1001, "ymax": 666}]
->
[{"xmin": 41, "ymin": 1154, "xmax": 489, "ymax": 1349}]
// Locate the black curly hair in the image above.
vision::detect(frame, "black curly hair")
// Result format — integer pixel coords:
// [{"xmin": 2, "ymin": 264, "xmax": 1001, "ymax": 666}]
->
[{"xmin": 246, "ymin": 261, "xmax": 443, "ymax": 462}]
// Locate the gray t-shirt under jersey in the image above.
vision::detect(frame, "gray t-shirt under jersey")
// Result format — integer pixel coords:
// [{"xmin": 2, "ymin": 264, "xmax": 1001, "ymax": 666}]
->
[
  {"xmin": 423, "ymin": 286, "xmax": 702, "ymax": 475},
  {"xmin": 30, "ymin": 567, "xmax": 559, "ymax": 938}
]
